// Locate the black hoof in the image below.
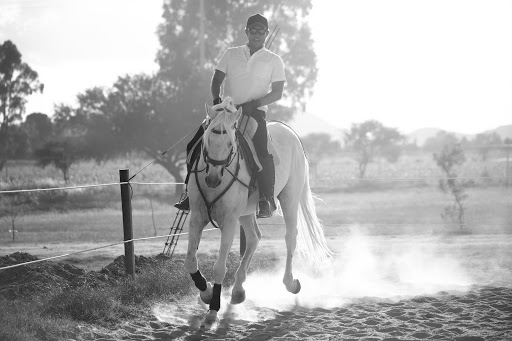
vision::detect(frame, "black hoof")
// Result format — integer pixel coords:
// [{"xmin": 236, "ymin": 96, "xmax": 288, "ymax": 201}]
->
[{"xmin": 200, "ymin": 310, "xmax": 218, "ymax": 330}]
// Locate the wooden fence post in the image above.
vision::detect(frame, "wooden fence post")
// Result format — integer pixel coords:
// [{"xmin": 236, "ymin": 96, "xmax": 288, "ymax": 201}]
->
[{"xmin": 119, "ymin": 169, "xmax": 135, "ymax": 278}]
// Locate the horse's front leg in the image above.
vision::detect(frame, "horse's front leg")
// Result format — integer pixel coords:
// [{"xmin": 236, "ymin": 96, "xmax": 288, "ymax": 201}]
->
[
  {"xmin": 231, "ymin": 214, "xmax": 261, "ymax": 304},
  {"xmin": 203, "ymin": 217, "xmax": 237, "ymax": 327},
  {"xmin": 184, "ymin": 213, "xmax": 212, "ymax": 303}
]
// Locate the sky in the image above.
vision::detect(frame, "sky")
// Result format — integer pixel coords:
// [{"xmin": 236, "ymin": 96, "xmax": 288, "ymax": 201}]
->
[{"xmin": 1, "ymin": 0, "xmax": 511, "ymax": 135}]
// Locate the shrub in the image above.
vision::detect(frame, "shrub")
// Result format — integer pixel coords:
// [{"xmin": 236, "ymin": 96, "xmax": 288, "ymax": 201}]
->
[{"xmin": 433, "ymin": 143, "xmax": 469, "ymax": 230}]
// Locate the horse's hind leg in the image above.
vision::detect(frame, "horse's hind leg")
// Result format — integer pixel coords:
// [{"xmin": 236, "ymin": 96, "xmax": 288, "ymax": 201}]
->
[
  {"xmin": 184, "ymin": 213, "xmax": 212, "ymax": 303},
  {"xmin": 278, "ymin": 185, "xmax": 302, "ymax": 294},
  {"xmin": 231, "ymin": 214, "xmax": 262, "ymax": 304}
]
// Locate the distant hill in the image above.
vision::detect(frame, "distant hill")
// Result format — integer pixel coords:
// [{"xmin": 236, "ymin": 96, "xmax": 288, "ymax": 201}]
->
[
  {"xmin": 483, "ymin": 125, "xmax": 512, "ymax": 141},
  {"xmin": 288, "ymin": 114, "xmax": 511, "ymax": 147},
  {"xmin": 288, "ymin": 111, "xmax": 346, "ymax": 146},
  {"xmin": 407, "ymin": 125, "xmax": 512, "ymax": 146},
  {"xmin": 406, "ymin": 128, "xmax": 442, "ymax": 146}
]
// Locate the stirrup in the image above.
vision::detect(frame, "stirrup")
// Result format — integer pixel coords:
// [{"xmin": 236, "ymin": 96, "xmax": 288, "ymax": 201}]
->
[{"xmin": 174, "ymin": 195, "xmax": 190, "ymax": 211}]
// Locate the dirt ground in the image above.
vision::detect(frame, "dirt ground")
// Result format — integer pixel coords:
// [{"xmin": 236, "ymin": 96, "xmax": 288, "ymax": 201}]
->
[{"xmin": 1, "ymin": 233, "xmax": 511, "ymax": 340}]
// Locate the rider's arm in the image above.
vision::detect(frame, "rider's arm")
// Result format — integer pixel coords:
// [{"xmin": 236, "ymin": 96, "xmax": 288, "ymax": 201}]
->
[
  {"xmin": 255, "ymin": 80, "xmax": 285, "ymax": 107},
  {"xmin": 211, "ymin": 70, "xmax": 226, "ymax": 102}
]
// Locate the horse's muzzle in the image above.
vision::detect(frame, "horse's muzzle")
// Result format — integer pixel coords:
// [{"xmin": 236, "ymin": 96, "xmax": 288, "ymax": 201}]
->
[{"xmin": 205, "ymin": 174, "xmax": 222, "ymax": 188}]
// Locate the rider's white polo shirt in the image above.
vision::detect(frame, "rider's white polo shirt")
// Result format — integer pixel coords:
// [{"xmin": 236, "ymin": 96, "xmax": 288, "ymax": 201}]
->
[{"xmin": 215, "ymin": 44, "xmax": 286, "ymax": 113}]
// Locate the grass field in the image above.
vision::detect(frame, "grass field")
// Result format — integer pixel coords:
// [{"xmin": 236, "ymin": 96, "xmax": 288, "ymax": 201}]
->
[{"xmin": 1, "ymin": 185, "xmax": 510, "ymax": 244}]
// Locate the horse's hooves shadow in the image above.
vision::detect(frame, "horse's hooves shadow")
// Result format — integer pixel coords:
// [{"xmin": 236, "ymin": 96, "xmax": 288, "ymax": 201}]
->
[{"xmin": 187, "ymin": 314, "xmax": 204, "ymax": 330}]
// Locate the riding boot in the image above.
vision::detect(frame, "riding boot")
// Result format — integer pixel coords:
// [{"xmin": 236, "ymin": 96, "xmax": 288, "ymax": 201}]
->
[
  {"xmin": 174, "ymin": 124, "xmax": 205, "ymax": 211},
  {"xmin": 257, "ymin": 155, "xmax": 276, "ymax": 218},
  {"xmin": 174, "ymin": 196, "xmax": 190, "ymax": 211},
  {"xmin": 174, "ymin": 158, "xmax": 194, "ymax": 211}
]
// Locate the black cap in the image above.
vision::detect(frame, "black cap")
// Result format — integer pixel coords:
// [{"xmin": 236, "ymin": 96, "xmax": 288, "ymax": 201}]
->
[{"xmin": 246, "ymin": 14, "xmax": 268, "ymax": 29}]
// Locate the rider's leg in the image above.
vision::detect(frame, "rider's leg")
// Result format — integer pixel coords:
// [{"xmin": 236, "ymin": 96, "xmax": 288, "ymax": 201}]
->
[
  {"xmin": 256, "ymin": 155, "xmax": 276, "ymax": 218},
  {"xmin": 174, "ymin": 125, "xmax": 205, "ymax": 211},
  {"xmin": 251, "ymin": 110, "xmax": 276, "ymax": 218}
]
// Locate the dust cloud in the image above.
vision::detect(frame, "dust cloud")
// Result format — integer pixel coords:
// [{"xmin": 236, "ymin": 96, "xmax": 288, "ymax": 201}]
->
[
  {"xmin": 242, "ymin": 227, "xmax": 474, "ymax": 311},
  {"xmin": 154, "ymin": 227, "xmax": 511, "ymax": 325}
]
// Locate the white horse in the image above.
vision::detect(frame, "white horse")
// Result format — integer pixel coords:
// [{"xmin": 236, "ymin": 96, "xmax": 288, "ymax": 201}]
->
[{"xmin": 184, "ymin": 98, "xmax": 332, "ymax": 328}]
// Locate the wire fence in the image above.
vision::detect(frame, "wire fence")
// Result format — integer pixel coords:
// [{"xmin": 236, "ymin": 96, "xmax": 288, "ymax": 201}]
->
[
  {"xmin": 0, "ymin": 181, "xmax": 183, "ymax": 195},
  {"xmin": 0, "ymin": 175, "xmax": 509, "ymax": 195},
  {"xmin": 1, "ymin": 174, "xmax": 510, "ymax": 271},
  {"xmin": 0, "ymin": 228, "xmax": 217, "ymax": 271}
]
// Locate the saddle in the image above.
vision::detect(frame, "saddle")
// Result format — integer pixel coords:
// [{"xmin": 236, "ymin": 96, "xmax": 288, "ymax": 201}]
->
[{"xmin": 236, "ymin": 114, "xmax": 280, "ymax": 173}]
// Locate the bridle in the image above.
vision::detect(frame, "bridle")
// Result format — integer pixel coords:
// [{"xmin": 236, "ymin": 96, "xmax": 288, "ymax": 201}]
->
[
  {"xmin": 192, "ymin": 112, "xmax": 252, "ymax": 228},
  {"xmin": 201, "ymin": 127, "xmax": 236, "ymax": 176}
]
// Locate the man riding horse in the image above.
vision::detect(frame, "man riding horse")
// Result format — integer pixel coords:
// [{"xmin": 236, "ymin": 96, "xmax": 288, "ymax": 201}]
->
[{"xmin": 175, "ymin": 13, "xmax": 286, "ymax": 218}]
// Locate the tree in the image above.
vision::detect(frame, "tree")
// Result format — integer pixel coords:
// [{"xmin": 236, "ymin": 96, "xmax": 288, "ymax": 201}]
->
[
  {"xmin": 35, "ymin": 138, "xmax": 84, "ymax": 183},
  {"xmin": 153, "ymin": 0, "xmax": 317, "ymax": 185},
  {"xmin": 344, "ymin": 120, "xmax": 405, "ymax": 178},
  {"xmin": 0, "ymin": 180, "xmax": 37, "ymax": 242},
  {"xmin": 49, "ymin": 75, "xmax": 188, "ymax": 185},
  {"xmin": 471, "ymin": 132, "xmax": 502, "ymax": 161},
  {"xmin": 157, "ymin": 0, "xmax": 317, "ymax": 118},
  {"xmin": 423, "ymin": 130, "xmax": 459, "ymax": 153},
  {"xmin": 302, "ymin": 133, "xmax": 341, "ymax": 178},
  {"xmin": 4, "ymin": 124, "xmax": 29, "ymax": 159},
  {"xmin": 21, "ymin": 112, "xmax": 53, "ymax": 156},
  {"xmin": 0, "ymin": 40, "xmax": 44, "ymax": 170},
  {"xmin": 433, "ymin": 142, "xmax": 468, "ymax": 230},
  {"xmin": 57, "ymin": 1, "xmax": 318, "ymax": 190},
  {"xmin": 504, "ymin": 138, "xmax": 512, "ymax": 187}
]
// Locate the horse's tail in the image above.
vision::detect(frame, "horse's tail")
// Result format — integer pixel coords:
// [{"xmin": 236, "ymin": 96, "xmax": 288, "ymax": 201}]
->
[{"xmin": 297, "ymin": 160, "xmax": 334, "ymax": 266}]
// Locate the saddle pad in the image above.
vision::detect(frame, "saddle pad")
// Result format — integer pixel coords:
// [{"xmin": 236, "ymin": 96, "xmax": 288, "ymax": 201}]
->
[
  {"xmin": 239, "ymin": 124, "xmax": 280, "ymax": 170},
  {"xmin": 237, "ymin": 131, "xmax": 261, "ymax": 173},
  {"xmin": 237, "ymin": 115, "xmax": 280, "ymax": 167}
]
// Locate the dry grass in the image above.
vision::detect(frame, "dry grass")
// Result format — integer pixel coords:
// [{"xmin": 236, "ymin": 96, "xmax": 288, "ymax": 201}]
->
[
  {"xmin": 0, "ymin": 252, "xmax": 279, "ymax": 341},
  {"xmin": 312, "ymin": 151, "xmax": 509, "ymax": 186}
]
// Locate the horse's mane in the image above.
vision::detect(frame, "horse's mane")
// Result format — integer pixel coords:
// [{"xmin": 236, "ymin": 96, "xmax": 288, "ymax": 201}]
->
[{"xmin": 203, "ymin": 98, "xmax": 239, "ymax": 154}]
